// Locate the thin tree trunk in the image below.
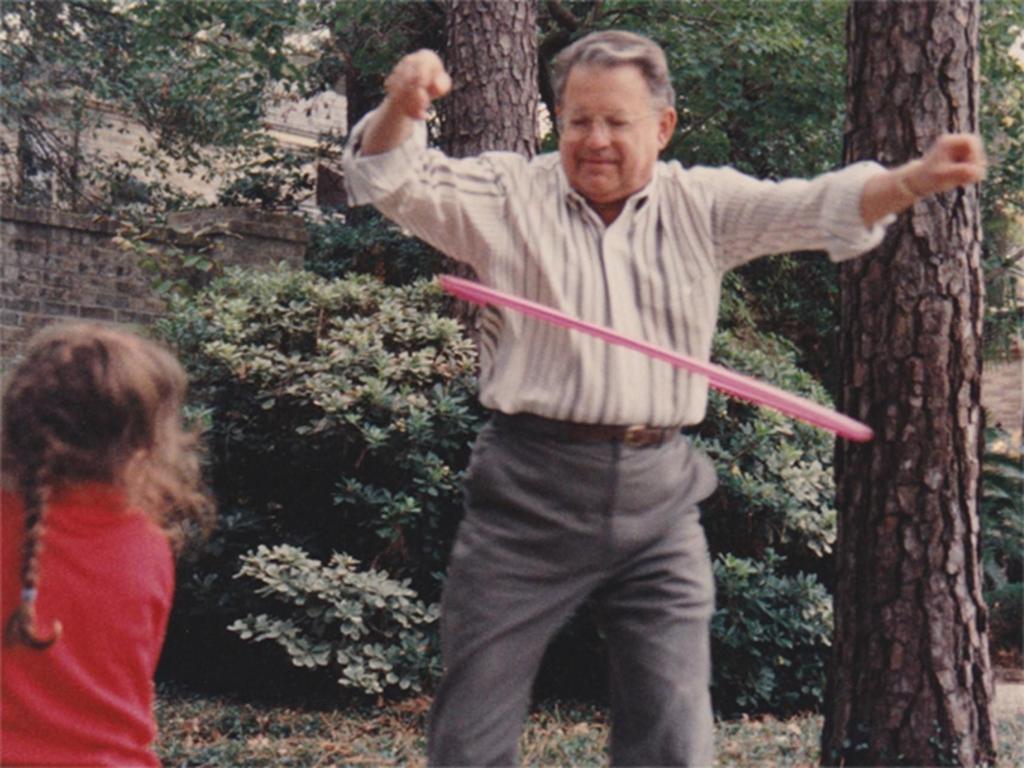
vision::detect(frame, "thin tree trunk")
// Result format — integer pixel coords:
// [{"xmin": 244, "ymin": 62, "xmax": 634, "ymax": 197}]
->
[{"xmin": 823, "ymin": 1, "xmax": 995, "ymax": 765}]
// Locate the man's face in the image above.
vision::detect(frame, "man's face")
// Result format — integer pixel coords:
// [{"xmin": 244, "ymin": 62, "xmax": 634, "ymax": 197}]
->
[{"xmin": 558, "ymin": 63, "xmax": 677, "ymax": 219}]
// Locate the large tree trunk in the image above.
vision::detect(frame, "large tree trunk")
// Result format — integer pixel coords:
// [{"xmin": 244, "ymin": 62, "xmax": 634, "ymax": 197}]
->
[
  {"xmin": 442, "ymin": 0, "xmax": 538, "ymax": 159},
  {"xmin": 441, "ymin": 0, "xmax": 538, "ymax": 318},
  {"xmin": 823, "ymin": 2, "xmax": 996, "ymax": 765}
]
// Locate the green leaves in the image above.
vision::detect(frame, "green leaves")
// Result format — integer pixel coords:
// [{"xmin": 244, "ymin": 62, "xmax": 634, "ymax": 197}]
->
[
  {"xmin": 2, "ymin": 0, "xmax": 308, "ymax": 213},
  {"xmin": 229, "ymin": 543, "xmax": 439, "ymax": 696},
  {"xmin": 712, "ymin": 549, "xmax": 833, "ymax": 716},
  {"xmin": 157, "ymin": 265, "xmax": 482, "ymax": 693},
  {"xmin": 696, "ymin": 329, "xmax": 838, "ymax": 567}
]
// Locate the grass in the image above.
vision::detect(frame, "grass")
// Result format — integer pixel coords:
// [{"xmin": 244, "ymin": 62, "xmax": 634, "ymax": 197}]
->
[{"xmin": 155, "ymin": 685, "xmax": 1024, "ymax": 768}]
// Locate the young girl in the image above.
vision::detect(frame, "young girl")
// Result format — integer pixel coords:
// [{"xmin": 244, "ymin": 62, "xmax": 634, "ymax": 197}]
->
[{"xmin": 1, "ymin": 322, "xmax": 214, "ymax": 767}]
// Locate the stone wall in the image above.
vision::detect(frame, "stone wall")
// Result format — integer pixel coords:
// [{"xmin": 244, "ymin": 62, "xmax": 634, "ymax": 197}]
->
[{"xmin": 1, "ymin": 202, "xmax": 308, "ymax": 366}]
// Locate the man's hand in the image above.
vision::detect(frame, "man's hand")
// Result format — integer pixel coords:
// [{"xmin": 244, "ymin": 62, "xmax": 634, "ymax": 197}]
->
[
  {"xmin": 384, "ymin": 49, "xmax": 452, "ymax": 120},
  {"xmin": 360, "ymin": 50, "xmax": 451, "ymax": 156},
  {"xmin": 860, "ymin": 133, "xmax": 987, "ymax": 227},
  {"xmin": 898, "ymin": 133, "xmax": 987, "ymax": 199}
]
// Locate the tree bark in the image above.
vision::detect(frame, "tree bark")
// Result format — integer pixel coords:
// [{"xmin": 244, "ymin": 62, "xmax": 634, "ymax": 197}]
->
[
  {"xmin": 823, "ymin": 2, "xmax": 996, "ymax": 765},
  {"xmin": 441, "ymin": 0, "xmax": 538, "ymax": 158},
  {"xmin": 440, "ymin": 0, "xmax": 538, "ymax": 320}
]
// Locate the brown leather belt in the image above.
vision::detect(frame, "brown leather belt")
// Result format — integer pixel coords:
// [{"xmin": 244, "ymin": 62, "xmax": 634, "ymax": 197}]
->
[{"xmin": 493, "ymin": 412, "xmax": 677, "ymax": 448}]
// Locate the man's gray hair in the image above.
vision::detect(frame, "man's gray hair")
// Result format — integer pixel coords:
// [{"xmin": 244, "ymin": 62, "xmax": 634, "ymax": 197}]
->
[{"xmin": 551, "ymin": 30, "xmax": 676, "ymax": 109}]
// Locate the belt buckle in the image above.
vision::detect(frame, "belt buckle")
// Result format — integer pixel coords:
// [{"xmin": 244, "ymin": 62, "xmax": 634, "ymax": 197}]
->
[{"xmin": 623, "ymin": 425, "xmax": 650, "ymax": 448}]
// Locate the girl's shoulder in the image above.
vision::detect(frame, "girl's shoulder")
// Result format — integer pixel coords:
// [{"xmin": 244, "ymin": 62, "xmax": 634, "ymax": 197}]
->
[{"xmin": 5, "ymin": 483, "xmax": 168, "ymax": 544}]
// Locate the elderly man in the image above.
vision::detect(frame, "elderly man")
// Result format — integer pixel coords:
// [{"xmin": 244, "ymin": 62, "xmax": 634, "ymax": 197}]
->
[{"xmin": 342, "ymin": 30, "xmax": 985, "ymax": 768}]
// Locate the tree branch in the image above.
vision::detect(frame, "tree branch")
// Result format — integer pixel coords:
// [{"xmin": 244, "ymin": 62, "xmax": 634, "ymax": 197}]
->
[{"xmin": 546, "ymin": 0, "xmax": 580, "ymax": 32}]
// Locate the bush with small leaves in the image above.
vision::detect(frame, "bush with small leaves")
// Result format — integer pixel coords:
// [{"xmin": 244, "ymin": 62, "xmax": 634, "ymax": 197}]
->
[
  {"xmin": 306, "ymin": 209, "xmax": 448, "ymax": 285},
  {"xmin": 711, "ymin": 549, "xmax": 833, "ymax": 717},
  {"xmin": 695, "ymin": 329, "xmax": 838, "ymax": 577},
  {"xmin": 155, "ymin": 265, "xmax": 484, "ymax": 692},
  {"xmin": 228, "ymin": 544, "xmax": 440, "ymax": 697},
  {"xmin": 980, "ymin": 427, "xmax": 1024, "ymax": 659},
  {"xmin": 158, "ymin": 265, "xmax": 484, "ymax": 592}
]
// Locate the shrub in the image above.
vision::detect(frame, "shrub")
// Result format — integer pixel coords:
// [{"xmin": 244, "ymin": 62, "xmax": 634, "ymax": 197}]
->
[
  {"xmin": 306, "ymin": 209, "xmax": 448, "ymax": 285},
  {"xmin": 980, "ymin": 428, "xmax": 1024, "ymax": 658},
  {"xmin": 695, "ymin": 328, "xmax": 838, "ymax": 578},
  {"xmin": 684, "ymin": 328, "xmax": 838, "ymax": 715},
  {"xmin": 155, "ymin": 266, "xmax": 485, "ymax": 691},
  {"xmin": 159, "ymin": 266, "xmax": 484, "ymax": 589},
  {"xmin": 711, "ymin": 550, "xmax": 833, "ymax": 717},
  {"xmin": 228, "ymin": 544, "xmax": 440, "ymax": 697}
]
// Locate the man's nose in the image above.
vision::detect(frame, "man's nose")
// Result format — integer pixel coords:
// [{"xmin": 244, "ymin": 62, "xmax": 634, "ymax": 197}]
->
[{"xmin": 583, "ymin": 121, "xmax": 612, "ymax": 147}]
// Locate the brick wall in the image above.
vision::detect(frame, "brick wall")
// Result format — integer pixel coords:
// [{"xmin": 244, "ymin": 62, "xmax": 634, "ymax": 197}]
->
[{"xmin": 1, "ymin": 203, "xmax": 308, "ymax": 366}]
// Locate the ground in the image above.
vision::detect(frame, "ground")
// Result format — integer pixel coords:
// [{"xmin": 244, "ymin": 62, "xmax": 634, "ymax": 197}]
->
[{"xmin": 155, "ymin": 678, "xmax": 1024, "ymax": 767}]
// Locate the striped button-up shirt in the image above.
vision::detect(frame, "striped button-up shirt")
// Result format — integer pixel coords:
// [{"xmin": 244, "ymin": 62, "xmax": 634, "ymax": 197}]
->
[{"xmin": 342, "ymin": 114, "xmax": 891, "ymax": 427}]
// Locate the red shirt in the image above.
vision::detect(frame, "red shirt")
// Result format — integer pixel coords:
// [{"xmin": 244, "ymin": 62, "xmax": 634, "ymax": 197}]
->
[{"xmin": 1, "ymin": 484, "xmax": 174, "ymax": 767}]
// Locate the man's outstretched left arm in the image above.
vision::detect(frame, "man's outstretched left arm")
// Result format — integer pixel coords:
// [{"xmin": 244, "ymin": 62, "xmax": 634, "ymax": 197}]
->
[{"xmin": 859, "ymin": 133, "xmax": 987, "ymax": 227}]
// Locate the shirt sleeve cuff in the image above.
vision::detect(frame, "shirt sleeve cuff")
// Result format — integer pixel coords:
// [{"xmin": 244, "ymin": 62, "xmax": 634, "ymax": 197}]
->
[
  {"xmin": 824, "ymin": 160, "xmax": 894, "ymax": 262},
  {"xmin": 341, "ymin": 109, "xmax": 428, "ymax": 206}
]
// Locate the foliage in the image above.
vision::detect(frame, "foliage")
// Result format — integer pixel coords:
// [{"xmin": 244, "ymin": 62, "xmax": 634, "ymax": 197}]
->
[
  {"xmin": 301, "ymin": 0, "xmax": 444, "ymax": 132},
  {"xmin": 695, "ymin": 329, "xmax": 838, "ymax": 576},
  {"xmin": 155, "ymin": 263, "xmax": 840, "ymax": 712},
  {"xmin": 980, "ymin": 0, "xmax": 1024, "ymax": 223},
  {"xmin": 111, "ymin": 217, "xmax": 220, "ymax": 300},
  {"xmin": 0, "ymin": 0, "xmax": 304, "ymax": 213},
  {"xmin": 979, "ymin": 1, "xmax": 1024, "ymax": 359},
  {"xmin": 719, "ymin": 255, "xmax": 841, "ymax": 388},
  {"xmin": 982, "ymin": 436, "xmax": 1024, "ymax": 591},
  {"xmin": 154, "ymin": 265, "xmax": 484, "ymax": 689},
  {"xmin": 216, "ymin": 146, "xmax": 315, "ymax": 212},
  {"xmin": 653, "ymin": 0, "xmax": 847, "ymax": 179},
  {"xmin": 981, "ymin": 428, "xmax": 1024, "ymax": 657},
  {"xmin": 306, "ymin": 209, "xmax": 448, "ymax": 285},
  {"xmin": 687, "ymin": 327, "xmax": 838, "ymax": 716},
  {"xmin": 712, "ymin": 550, "xmax": 833, "ymax": 717},
  {"xmin": 228, "ymin": 544, "xmax": 440, "ymax": 698}
]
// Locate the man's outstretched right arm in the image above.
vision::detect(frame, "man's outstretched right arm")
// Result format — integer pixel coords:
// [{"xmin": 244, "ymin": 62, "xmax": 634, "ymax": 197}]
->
[
  {"xmin": 341, "ymin": 48, "xmax": 520, "ymax": 276},
  {"xmin": 359, "ymin": 50, "xmax": 451, "ymax": 156}
]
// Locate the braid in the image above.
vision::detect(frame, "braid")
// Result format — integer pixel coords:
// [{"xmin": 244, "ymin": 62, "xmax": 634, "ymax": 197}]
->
[
  {"xmin": 4, "ymin": 450, "xmax": 63, "ymax": 650},
  {"xmin": 1, "ymin": 321, "xmax": 215, "ymax": 649}
]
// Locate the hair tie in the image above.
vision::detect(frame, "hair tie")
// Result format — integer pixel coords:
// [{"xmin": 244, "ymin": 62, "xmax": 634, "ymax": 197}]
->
[{"xmin": 21, "ymin": 587, "xmax": 38, "ymax": 603}]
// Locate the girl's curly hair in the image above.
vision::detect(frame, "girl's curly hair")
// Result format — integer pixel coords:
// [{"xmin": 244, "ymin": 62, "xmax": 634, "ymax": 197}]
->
[{"xmin": 2, "ymin": 322, "xmax": 215, "ymax": 649}]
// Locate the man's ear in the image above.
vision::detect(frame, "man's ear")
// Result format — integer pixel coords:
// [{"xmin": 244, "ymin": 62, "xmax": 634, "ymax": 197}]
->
[{"xmin": 657, "ymin": 107, "xmax": 678, "ymax": 150}]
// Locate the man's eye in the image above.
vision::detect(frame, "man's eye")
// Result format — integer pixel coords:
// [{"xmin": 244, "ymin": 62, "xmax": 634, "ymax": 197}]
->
[
  {"xmin": 608, "ymin": 119, "xmax": 628, "ymax": 129},
  {"xmin": 570, "ymin": 118, "xmax": 590, "ymax": 128}
]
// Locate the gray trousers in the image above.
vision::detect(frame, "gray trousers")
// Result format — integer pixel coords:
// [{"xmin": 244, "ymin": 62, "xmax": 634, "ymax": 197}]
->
[{"xmin": 428, "ymin": 413, "xmax": 718, "ymax": 767}]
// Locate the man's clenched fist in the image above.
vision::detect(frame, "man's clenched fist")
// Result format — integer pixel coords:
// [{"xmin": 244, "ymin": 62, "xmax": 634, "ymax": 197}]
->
[
  {"xmin": 903, "ymin": 133, "xmax": 987, "ymax": 198},
  {"xmin": 384, "ymin": 49, "xmax": 452, "ymax": 121}
]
